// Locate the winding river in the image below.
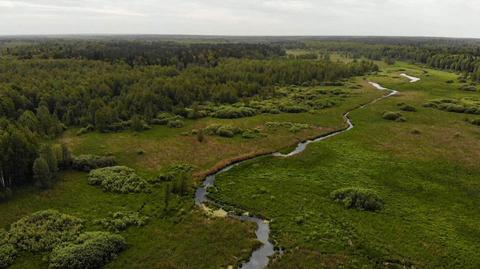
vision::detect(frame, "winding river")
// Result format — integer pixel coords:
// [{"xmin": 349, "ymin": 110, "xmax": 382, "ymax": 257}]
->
[{"xmin": 195, "ymin": 74, "xmax": 420, "ymax": 269}]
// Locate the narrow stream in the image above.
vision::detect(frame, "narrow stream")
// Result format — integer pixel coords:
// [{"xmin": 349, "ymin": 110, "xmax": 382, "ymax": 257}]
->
[{"xmin": 195, "ymin": 75, "xmax": 419, "ymax": 269}]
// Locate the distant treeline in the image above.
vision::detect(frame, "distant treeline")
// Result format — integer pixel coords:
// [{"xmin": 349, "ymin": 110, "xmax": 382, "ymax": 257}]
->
[
  {"xmin": 306, "ymin": 38, "xmax": 480, "ymax": 81},
  {"xmin": 1, "ymin": 41, "xmax": 286, "ymax": 67}
]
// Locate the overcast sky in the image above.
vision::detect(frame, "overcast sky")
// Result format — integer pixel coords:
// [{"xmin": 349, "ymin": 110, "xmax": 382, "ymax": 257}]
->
[{"xmin": 0, "ymin": 0, "xmax": 479, "ymax": 38}]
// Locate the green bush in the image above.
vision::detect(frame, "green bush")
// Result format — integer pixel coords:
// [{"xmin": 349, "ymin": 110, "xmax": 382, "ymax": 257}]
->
[
  {"xmin": 88, "ymin": 166, "xmax": 149, "ymax": 193},
  {"xmin": 460, "ymin": 85, "xmax": 477, "ymax": 92},
  {"xmin": 8, "ymin": 210, "xmax": 84, "ymax": 252},
  {"xmin": 167, "ymin": 120, "xmax": 184, "ymax": 128},
  {"xmin": 96, "ymin": 211, "xmax": 148, "ymax": 232},
  {"xmin": 0, "ymin": 244, "xmax": 17, "ymax": 268},
  {"xmin": 213, "ymin": 106, "xmax": 257, "ymax": 119},
  {"xmin": 279, "ymin": 104, "xmax": 309, "ymax": 113},
  {"xmin": 398, "ymin": 103, "xmax": 417, "ymax": 112},
  {"xmin": 467, "ymin": 118, "xmax": 480, "ymax": 126},
  {"xmin": 216, "ymin": 126, "xmax": 235, "ymax": 138},
  {"xmin": 331, "ymin": 188, "xmax": 384, "ymax": 212},
  {"xmin": 76, "ymin": 125, "xmax": 94, "ymax": 136},
  {"xmin": 152, "ymin": 163, "xmax": 195, "ymax": 183},
  {"xmin": 72, "ymin": 155, "xmax": 117, "ymax": 172},
  {"xmin": 48, "ymin": 232, "xmax": 126, "ymax": 269},
  {"xmin": 382, "ymin": 111, "xmax": 405, "ymax": 122}
]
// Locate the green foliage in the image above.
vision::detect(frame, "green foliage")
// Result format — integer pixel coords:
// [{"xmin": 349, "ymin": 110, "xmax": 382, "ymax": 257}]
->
[
  {"xmin": 95, "ymin": 211, "xmax": 148, "ymax": 232},
  {"xmin": 52, "ymin": 144, "xmax": 73, "ymax": 168},
  {"xmin": 48, "ymin": 232, "xmax": 126, "ymax": 269},
  {"xmin": 88, "ymin": 166, "xmax": 149, "ymax": 193},
  {"xmin": 196, "ymin": 128, "xmax": 205, "ymax": 142},
  {"xmin": 279, "ymin": 104, "xmax": 309, "ymax": 113},
  {"xmin": 8, "ymin": 210, "xmax": 84, "ymax": 252},
  {"xmin": 167, "ymin": 119, "xmax": 184, "ymax": 128},
  {"xmin": 213, "ymin": 106, "xmax": 257, "ymax": 119},
  {"xmin": 76, "ymin": 125, "xmax": 94, "ymax": 136},
  {"xmin": 0, "ymin": 244, "xmax": 17, "ymax": 269},
  {"xmin": 460, "ymin": 85, "xmax": 477, "ymax": 92},
  {"xmin": 397, "ymin": 103, "xmax": 417, "ymax": 112},
  {"xmin": 382, "ymin": 111, "xmax": 406, "ymax": 122},
  {"xmin": 153, "ymin": 163, "xmax": 195, "ymax": 184},
  {"xmin": 33, "ymin": 157, "xmax": 52, "ymax": 189},
  {"xmin": 331, "ymin": 188, "xmax": 384, "ymax": 211},
  {"xmin": 130, "ymin": 116, "xmax": 150, "ymax": 132},
  {"xmin": 72, "ymin": 154, "xmax": 117, "ymax": 172},
  {"xmin": 203, "ymin": 124, "xmax": 247, "ymax": 138},
  {"xmin": 425, "ymin": 98, "xmax": 480, "ymax": 115}
]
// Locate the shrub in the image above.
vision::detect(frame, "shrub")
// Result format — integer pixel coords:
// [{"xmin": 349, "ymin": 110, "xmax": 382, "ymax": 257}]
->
[
  {"xmin": 216, "ymin": 126, "xmax": 234, "ymax": 138},
  {"xmin": 88, "ymin": 166, "xmax": 149, "ymax": 193},
  {"xmin": 8, "ymin": 210, "xmax": 84, "ymax": 252},
  {"xmin": 467, "ymin": 118, "xmax": 480, "ymax": 126},
  {"xmin": 398, "ymin": 103, "xmax": 417, "ymax": 112},
  {"xmin": 0, "ymin": 244, "xmax": 17, "ymax": 268},
  {"xmin": 48, "ymin": 232, "xmax": 126, "ymax": 269},
  {"xmin": 460, "ymin": 85, "xmax": 478, "ymax": 92},
  {"xmin": 95, "ymin": 211, "xmax": 148, "ymax": 232},
  {"xmin": 213, "ymin": 106, "xmax": 257, "ymax": 119},
  {"xmin": 331, "ymin": 188, "xmax": 384, "ymax": 212},
  {"xmin": 76, "ymin": 125, "xmax": 94, "ymax": 136},
  {"xmin": 279, "ymin": 104, "xmax": 309, "ymax": 113},
  {"xmin": 167, "ymin": 120, "xmax": 184, "ymax": 128},
  {"xmin": 382, "ymin": 111, "xmax": 405, "ymax": 122},
  {"xmin": 72, "ymin": 155, "xmax": 117, "ymax": 172},
  {"xmin": 152, "ymin": 163, "xmax": 195, "ymax": 183}
]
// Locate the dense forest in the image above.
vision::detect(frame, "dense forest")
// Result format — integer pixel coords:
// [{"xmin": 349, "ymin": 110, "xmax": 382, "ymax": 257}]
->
[{"xmin": 0, "ymin": 39, "xmax": 378, "ymax": 199}]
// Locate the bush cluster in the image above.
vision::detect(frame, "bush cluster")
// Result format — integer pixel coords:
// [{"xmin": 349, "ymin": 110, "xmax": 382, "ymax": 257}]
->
[
  {"xmin": 152, "ymin": 163, "xmax": 194, "ymax": 184},
  {"xmin": 213, "ymin": 106, "xmax": 257, "ymax": 119},
  {"xmin": 279, "ymin": 104, "xmax": 309, "ymax": 113},
  {"xmin": 424, "ymin": 98, "xmax": 480, "ymax": 115},
  {"xmin": 467, "ymin": 118, "xmax": 480, "ymax": 126},
  {"xmin": 460, "ymin": 85, "xmax": 478, "ymax": 92},
  {"xmin": 72, "ymin": 155, "xmax": 117, "ymax": 172},
  {"xmin": 167, "ymin": 119, "xmax": 184, "ymax": 128},
  {"xmin": 203, "ymin": 124, "xmax": 258, "ymax": 138},
  {"xmin": 88, "ymin": 166, "xmax": 149, "ymax": 193},
  {"xmin": 382, "ymin": 111, "xmax": 406, "ymax": 122},
  {"xmin": 0, "ymin": 243, "xmax": 17, "ymax": 268},
  {"xmin": 331, "ymin": 187, "xmax": 384, "ymax": 212},
  {"xmin": 48, "ymin": 232, "xmax": 126, "ymax": 269},
  {"xmin": 95, "ymin": 211, "xmax": 148, "ymax": 232},
  {"xmin": 397, "ymin": 103, "xmax": 417, "ymax": 112},
  {"xmin": 8, "ymin": 210, "xmax": 84, "ymax": 252}
]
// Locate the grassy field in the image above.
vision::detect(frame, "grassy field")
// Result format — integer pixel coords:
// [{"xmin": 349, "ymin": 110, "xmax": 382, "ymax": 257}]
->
[
  {"xmin": 0, "ymin": 74, "xmax": 386, "ymax": 268},
  {"xmin": 210, "ymin": 63, "xmax": 480, "ymax": 268},
  {"xmin": 1, "ymin": 60, "xmax": 478, "ymax": 268}
]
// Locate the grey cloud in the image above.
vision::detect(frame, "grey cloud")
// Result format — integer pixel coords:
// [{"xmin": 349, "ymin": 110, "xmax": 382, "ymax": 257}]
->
[{"xmin": 0, "ymin": 0, "xmax": 478, "ymax": 38}]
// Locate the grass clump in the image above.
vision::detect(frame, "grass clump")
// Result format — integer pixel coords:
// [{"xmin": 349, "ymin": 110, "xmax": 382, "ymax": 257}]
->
[
  {"xmin": 213, "ymin": 106, "xmax": 257, "ymax": 119},
  {"xmin": 8, "ymin": 210, "xmax": 84, "ymax": 252},
  {"xmin": 382, "ymin": 111, "xmax": 406, "ymax": 122},
  {"xmin": 48, "ymin": 232, "xmax": 126, "ymax": 269},
  {"xmin": 88, "ymin": 166, "xmax": 149, "ymax": 193},
  {"xmin": 72, "ymin": 154, "xmax": 117, "ymax": 172},
  {"xmin": 331, "ymin": 188, "xmax": 384, "ymax": 212},
  {"xmin": 397, "ymin": 103, "xmax": 417, "ymax": 112},
  {"xmin": 95, "ymin": 211, "xmax": 148, "ymax": 232}
]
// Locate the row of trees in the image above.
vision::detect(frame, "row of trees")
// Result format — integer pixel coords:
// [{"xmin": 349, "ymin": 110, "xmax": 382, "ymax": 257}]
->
[{"xmin": 1, "ymin": 40, "xmax": 286, "ymax": 68}]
